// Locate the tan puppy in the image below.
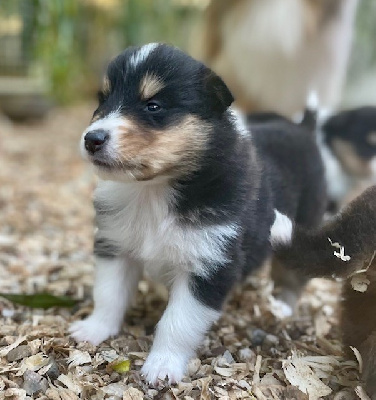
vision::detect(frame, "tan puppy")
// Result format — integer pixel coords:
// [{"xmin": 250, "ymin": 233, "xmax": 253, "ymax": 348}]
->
[
  {"xmin": 272, "ymin": 186, "xmax": 376, "ymax": 397},
  {"xmin": 193, "ymin": 0, "xmax": 358, "ymax": 117}
]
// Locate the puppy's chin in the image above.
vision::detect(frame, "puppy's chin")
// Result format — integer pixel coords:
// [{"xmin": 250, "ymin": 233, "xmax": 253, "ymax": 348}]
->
[
  {"xmin": 93, "ymin": 163, "xmax": 171, "ymax": 184},
  {"xmin": 94, "ymin": 166, "xmax": 138, "ymax": 183}
]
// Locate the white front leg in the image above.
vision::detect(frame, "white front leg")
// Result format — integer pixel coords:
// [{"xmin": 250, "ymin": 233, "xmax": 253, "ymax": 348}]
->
[
  {"xmin": 141, "ymin": 273, "xmax": 221, "ymax": 384},
  {"xmin": 69, "ymin": 255, "xmax": 141, "ymax": 345}
]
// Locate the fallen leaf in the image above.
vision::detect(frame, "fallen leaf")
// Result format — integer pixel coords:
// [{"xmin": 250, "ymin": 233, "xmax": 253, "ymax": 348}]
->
[
  {"xmin": 0, "ymin": 292, "xmax": 77, "ymax": 309},
  {"xmin": 350, "ymin": 346, "xmax": 363, "ymax": 373},
  {"xmin": 67, "ymin": 350, "xmax": 92, "ymax": 367},
  {"xmin": 355, "ymin": 385, "xmax": 372, "ymax": 400},
  {"xmin": 123, "ymin": 387, "xmax": 144, "ymax": 400},
  {"xmin": 108, "ymin": 359, "xmax": 131, "ymax": 373},
  {"xmin": 283, "ymin": 352, "xmax": 332, "ymax": 400},
  {"xmin": 351, "ymin": 274, "xmax": 370, "ymax": 292},
  {"xmin": 0, "ymin": 336, "xmax": 27, "ymax": 357}
]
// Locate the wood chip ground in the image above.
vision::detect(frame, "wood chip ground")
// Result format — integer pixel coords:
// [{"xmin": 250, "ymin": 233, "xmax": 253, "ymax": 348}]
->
[{"xmin": 0, "ymin": 106, "xmax": 362, "ymax": 399}]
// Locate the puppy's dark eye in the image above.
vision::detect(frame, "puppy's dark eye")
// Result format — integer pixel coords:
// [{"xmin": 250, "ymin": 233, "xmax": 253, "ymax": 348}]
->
[{"xmin": 145, "ymin": 101, "xmax": 161, "ymax": 112}]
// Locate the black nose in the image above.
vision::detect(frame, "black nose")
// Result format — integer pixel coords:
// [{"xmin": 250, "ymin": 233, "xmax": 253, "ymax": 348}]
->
[{"xmin": 84, "ymin": 130, "xmax": 109, "ymax": 154}]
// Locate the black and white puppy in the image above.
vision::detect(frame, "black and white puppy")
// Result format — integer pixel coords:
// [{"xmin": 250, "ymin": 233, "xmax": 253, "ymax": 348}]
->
[
  {"xmin": 69, "ymin": 43, "xmax": 326, "ymax": 384},
  {"xmin": 319, "ymin": 107, "xmax": 376, "ymax": 210}
]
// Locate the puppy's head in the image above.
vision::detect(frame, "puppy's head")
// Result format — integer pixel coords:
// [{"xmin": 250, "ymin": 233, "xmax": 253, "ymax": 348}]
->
[
  {"xmin": 323, "ymin": 107, "xmax": 376, "ymax": 178},
  {"xmin": 80, "ymin": 43, "xmax": 233, "ymax": 182}
]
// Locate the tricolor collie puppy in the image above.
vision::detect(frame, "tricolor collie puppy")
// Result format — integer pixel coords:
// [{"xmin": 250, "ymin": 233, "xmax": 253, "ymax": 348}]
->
[
  {"xmin": 272, "ymin": 186, "xmax": 376, "ymax": 397},
  {"xmin": 70, "ymin": 43, "xmax": 326, "ymax": 384}
]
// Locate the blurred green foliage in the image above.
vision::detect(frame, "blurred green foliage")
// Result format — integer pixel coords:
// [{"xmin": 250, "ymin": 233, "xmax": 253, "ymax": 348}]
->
[
  {"xmin": 28, "ymin": 0, "xmax": 200, "ymax": 103},
  {"xmin": 348, "ymin": 0, "xmax": 376, "ymax": 81},
  {"xmin": 0, "ymin": 292, "xmax": 76, "ymax": 309},
  {"xmin": 1, "ymin": 0, "xmax": 375, "ymax": 104}
]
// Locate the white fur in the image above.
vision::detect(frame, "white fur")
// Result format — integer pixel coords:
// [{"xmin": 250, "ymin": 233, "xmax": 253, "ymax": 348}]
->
[
  {"xmin": 269, "ymin": 296, "xmax": 293, "ymax": 319},
  {"xmin": 292, "ymin": 90, "xmax": 320, "ymax": 123},
  {"xmin": 306, "ymin": 90, "xmax": 319, "ymax": 111},
  {"xmin": 95, "ymin": 180, "xmax": 239, "ymax": 281},
  {"xmin": 270, "ymin": 209, "xmax": 293, "ymax": 247},
  {"xmin": 71, "ymin": 179, "xmax": 233, "ymax": 381},
  {"xmin": 229, "ymin": 106, "xmax": 251, "ymax": 138},
  {"xmin": 370, "ymin": 156, "xmax": 376, "ymax": 182},
  {"xmin": 317, "ymin": 130, "xmax": 352, "ymax": 202},
  {"xmin": 69, "ymin": 256, "xmax": 141, "ymax": 345},
  {"xmin": 129, "ymin": 43, "xmax": 159, "ymax": 68},
  {"xmin": 141, "ymin": 272, "xmax": 220, "ymax": 383}
]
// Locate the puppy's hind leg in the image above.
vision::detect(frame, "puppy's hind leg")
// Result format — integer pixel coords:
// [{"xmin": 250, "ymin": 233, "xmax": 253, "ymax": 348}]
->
[
  {"xmin": 269, "ymin": 210, "xmax": 303, "ymax": 314},
  {"xmin": 270, "ymin": 257, "xmax": 309, "ymax": 315},
  {"xmin": 70, "ymin": 252, "xmax": 142, "ymax": 345}
]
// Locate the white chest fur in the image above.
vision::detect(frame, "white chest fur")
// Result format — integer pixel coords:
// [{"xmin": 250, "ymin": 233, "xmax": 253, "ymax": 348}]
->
[{"xmin": 94, "ymin": 180, "xmax": 238, "ymax": 281}]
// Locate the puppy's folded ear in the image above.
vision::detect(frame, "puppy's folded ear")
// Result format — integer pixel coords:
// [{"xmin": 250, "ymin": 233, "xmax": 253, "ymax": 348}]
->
[{"xmin": 203, "ymin": 69, "xmax": 234, "ymax": 113}]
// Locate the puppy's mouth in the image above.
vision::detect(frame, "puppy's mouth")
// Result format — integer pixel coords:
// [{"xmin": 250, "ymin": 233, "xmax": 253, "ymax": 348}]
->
[
  {"xmin": 91, "ymin": 155, "xmax": 143, "ymax": 173},
  {"xmin": 92, "ymin": 159, "xmax": 114, "ymax": 169}
]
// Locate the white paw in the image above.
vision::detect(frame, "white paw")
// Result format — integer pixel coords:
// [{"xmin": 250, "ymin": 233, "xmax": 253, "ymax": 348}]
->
[
  {"xmin": 269, "ymin": 296, "xmax": 293, "ymax": 319},
  {"xmin": 141, "ymin": 351, "xmax": 188, "ymax": 385},
  {"xmin": 69, "ymin": 315, "xmax": 120, "ymax": 345}
]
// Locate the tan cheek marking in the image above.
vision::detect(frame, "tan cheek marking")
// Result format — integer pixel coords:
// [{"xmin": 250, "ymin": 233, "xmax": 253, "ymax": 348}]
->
[
  {"xmin": 332, "ymin": 138, "xmax": 371, "ymax": 177},
  {"xmin": 103, "ymin": 75, "xmax": 111, "ymax": 95},
  {"xmin": 117, "ymin": 115, "xmax": 210, "ymax": 179},
  {"xmin": 91, "ymin": 114, "xmax": 101, "ymax": 123},
  {"xmin": 139, "ymin": 73, "xmax": 165, "ymax": 100},
  {"xmin": 367, "ymin": 131, "xmax": 376, "ymax": 146}
]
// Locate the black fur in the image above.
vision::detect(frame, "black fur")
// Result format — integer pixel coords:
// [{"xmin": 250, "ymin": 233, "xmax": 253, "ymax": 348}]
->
[
  {"xmin": 323, "ymin": 107, "xmax": 376, "ymax": 162},
  {"xmin": 274, "ymin": 185, "xmax": 376, "ymax": 279},
  {"xmin": 176, "ymin": 110, "xmax": 326, "ymax": 310},
  {"xmin": 96, "ymin": 45, "xmax": 233, "ymax": 128},
  {"xmin": 94, "ymin": 237, "xmax": 122, "ymax": 258}
]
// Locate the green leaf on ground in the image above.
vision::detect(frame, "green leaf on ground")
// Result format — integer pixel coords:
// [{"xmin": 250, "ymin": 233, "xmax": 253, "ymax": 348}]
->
[
  {"xmin": 108, "ymin": 359, "xmax": 131, "ymax": 373},
  {"xmin": 0, "ymin": 292, "xmax": 77, "ymax": 309}
]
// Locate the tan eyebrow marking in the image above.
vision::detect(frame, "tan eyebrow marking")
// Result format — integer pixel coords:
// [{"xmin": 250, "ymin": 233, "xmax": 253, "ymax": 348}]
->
[
  {"xmin": 139, "ymin": 73, "xmax": 165, "ymax": 100},
  {"xmin": 103, "ymin": 75, "xmax": 111, "ymax": 94},
  {"xmin": 367, "ymin": 131, "xmax": 376, "ymax": 145}
]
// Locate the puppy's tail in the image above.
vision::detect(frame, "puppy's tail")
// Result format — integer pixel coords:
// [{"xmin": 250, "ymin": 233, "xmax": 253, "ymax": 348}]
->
[
  {"xmin": 299, "ymin": 91, "xmax": 319, "ymax": 133},
  {"xmin": 271, "ymin": 185, "xmax": 376, "ymax": 279}
]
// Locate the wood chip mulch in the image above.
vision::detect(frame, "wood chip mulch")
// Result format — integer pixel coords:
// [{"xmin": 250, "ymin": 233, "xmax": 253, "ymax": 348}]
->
[{"xmin": 0, "ymin": 106, "xmax": 362, "ymax": 400}]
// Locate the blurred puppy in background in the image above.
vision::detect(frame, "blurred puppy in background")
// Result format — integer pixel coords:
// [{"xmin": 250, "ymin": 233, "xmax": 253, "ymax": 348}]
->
[
  {"xmin": 193, "ymin": 0, "xmax": 358, "ymax": 117},
  {"xmin": 272, "ymin": 185, "xmax": 376, "ymax": 397},
  {"xmin": 319, "ymin": 106, "xmax": 376, "ymax": 211},
  {"xmin": 254, "ymin": 104, "xmax": 376, "ymax": 214}
]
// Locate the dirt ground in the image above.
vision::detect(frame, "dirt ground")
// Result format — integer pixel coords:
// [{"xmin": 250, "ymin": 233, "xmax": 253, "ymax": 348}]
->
[{"xmin": 0, "ymin": 106, "xmax": 363, "ymax": 399}]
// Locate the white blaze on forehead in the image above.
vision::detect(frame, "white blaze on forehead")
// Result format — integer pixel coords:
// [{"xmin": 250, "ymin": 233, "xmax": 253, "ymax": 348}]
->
[
  {"xmin": 84, "ymin": 110, "xmax": 124, "ymax": 134},
  {"xmin": 129, "ymin": 43, "xmax": 159, "ymax": 68},
  {"xmin": 270, "ymin": 209, "xmax": 293, "ymax": 247}
]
